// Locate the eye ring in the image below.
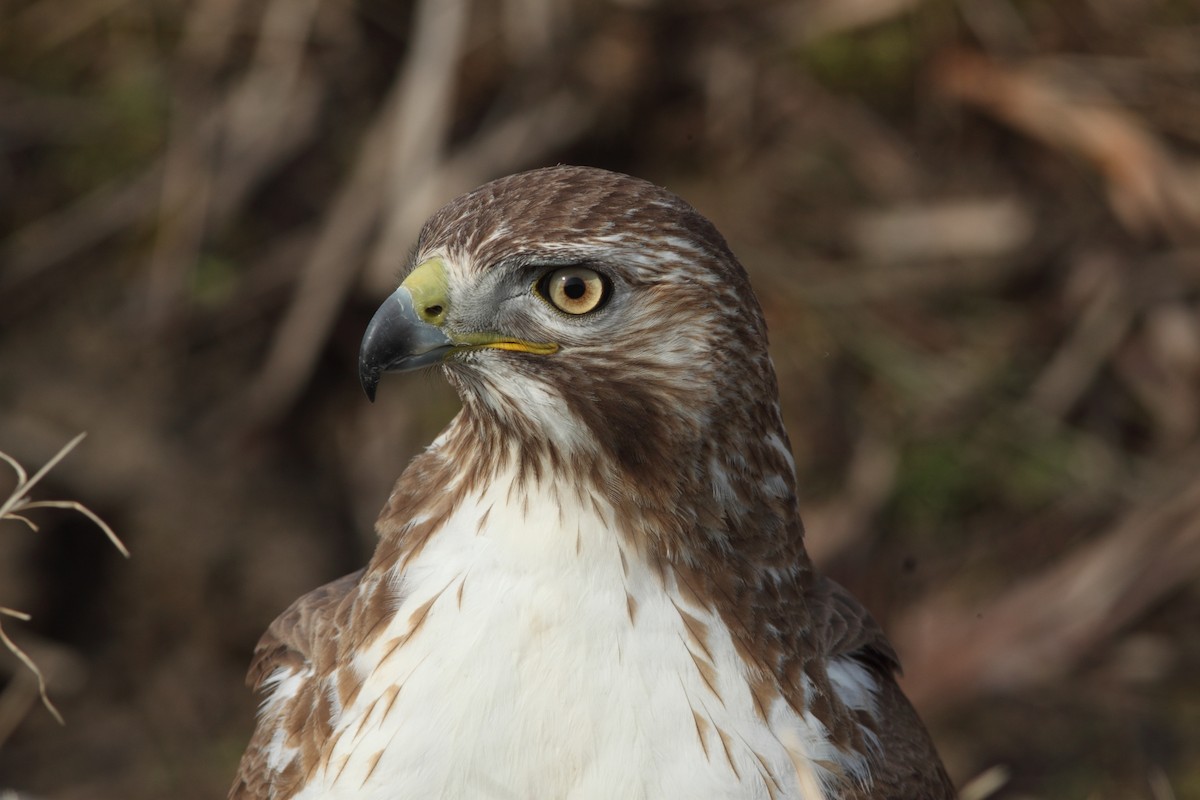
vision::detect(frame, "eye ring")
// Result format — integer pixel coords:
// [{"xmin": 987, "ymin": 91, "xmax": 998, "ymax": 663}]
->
[{"xmin": 535, "ymin": 266, "xmax": 611, "ymax": 315}]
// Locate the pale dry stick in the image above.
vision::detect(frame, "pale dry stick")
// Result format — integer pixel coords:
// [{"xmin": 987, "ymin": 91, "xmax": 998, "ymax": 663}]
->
[
  {"xmin": 934, "ymin": 49, "xmax": 1200, "ymax": 239},
  {"xmin": 0, "ymin": 433, "xmax": 128, "ymax": 726},
  {"xmin": 0, "ymin": 608, "xmax": 57, "ymax": 726},
  {"xmin": 0, "ymin": 161, "xmax": 163, "ymax": 291},
  {"xmin": 9, "ymin": 0, "xmax": 132, "ymax": 51},
  {"xmin": 364, "ymin": 89, "xmax": 600, "ymax": 295},
  {"xmin": 774, "ymin": 0, "xmax": 923, "ymax": 44},
  {"xmin": 1025, "ymin": 255, "xmax": 1136, "ymax": 420},
  {"xmin": 1113, "ymin": 302, "xmax": 1200, "ymax": 446},
  {"xmin": 700, "ymin": 44, "xmax": 757, "ymax": 158},
  {"xmin": 143, "ymin": 0, "xmax": 244, "ymax": 325},
  {"xmin": 849, "ymin": 197, "xmax": 1034, "ymax": 265},
  {"xmin": 1148, "ymin": 766, "xmax": 1178, "ymax": 800},
  {"xmin": 244, "ymin": 0, "xmax": 469, "ymax": 423},
  {"xmin": 249, "ymin": 0, "xmax": 592, "ymax": 419},
  {"xmin": 246, "ymin": 0, "xmax": 470, "ymax": 422},
  {"xmin": 208, "ymin": 0, "xmax": 324, "ymax": 225},
  {"xmin": 239, "ymin": 78, "xmax": 399, "ymax": 424},
  {"xmin": 500, "ymin": 0, "xmax": 564, "ymax": 61},
  {"xmin": 955, "ymin": 765, "xmax": 1011, "ymax": 800},
  {"xmin": 367, "ymin": 0, "xmax": 472, "ymax": 289},
  {"xmin": 804, "ymin": 431, "xmax": 899, "ymax": 567},
  {"xmin": 955, "ymin": 0, "xmax": 1034, "ymax": 54}
]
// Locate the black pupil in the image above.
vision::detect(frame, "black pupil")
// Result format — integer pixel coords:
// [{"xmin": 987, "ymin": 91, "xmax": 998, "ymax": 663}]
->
[{"xmin": 562, "ymin": 276, "xmax": 587, "ymax": 300}]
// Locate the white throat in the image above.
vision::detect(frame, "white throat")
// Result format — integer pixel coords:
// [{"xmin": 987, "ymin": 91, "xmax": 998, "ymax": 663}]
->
[{"xmin": 281, "ymin": 461, "xmax": 873, "ymax": 799}]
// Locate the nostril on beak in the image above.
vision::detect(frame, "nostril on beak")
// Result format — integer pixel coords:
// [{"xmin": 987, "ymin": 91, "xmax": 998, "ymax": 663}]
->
[
  {"xmin": 420, "ymin": 304, "xmax": 445, "ymax": 325},
  {"xmin": 402, "ymin": 258, "xmax": 451, "ymax": 326}
]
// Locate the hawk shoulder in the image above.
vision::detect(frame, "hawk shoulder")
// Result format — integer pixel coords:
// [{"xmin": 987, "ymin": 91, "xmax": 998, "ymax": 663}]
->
[
  {"xmin": 231, "ymin": 569, "xmax": 364, "ymax": 800},
  {"xmin": 813, "ymin": 576, "xmax": 955, "ymax": 799},
  {"xmin": 813, "ymin": 575, "xmax": 899, "ymax": 672}
]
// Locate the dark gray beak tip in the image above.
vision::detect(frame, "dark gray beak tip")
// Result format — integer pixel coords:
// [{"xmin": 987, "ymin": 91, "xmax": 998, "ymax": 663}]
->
[
  {"xmin": 361, "ymin": 371, "xmax": 379, "ymax": 403},
  {"xmin": 358, "ymin": 333, "xmax": 383, "ymax": 402},
  {"xmin": 358, "ymin": 290, "xmax": 402, "ymax": 403}
]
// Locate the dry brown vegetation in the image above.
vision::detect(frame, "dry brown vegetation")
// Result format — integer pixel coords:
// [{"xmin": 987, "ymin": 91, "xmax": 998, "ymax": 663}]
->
[
  {"xmin": 1, "ymin": 434, "xmax": 128, "ymax": 735},
  {"xmin": 2, "ymin": 0, "xmax": 1199, "ymax": 797}
]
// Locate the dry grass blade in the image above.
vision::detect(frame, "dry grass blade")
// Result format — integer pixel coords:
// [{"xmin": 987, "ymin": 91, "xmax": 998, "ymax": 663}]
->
[
  {"xmin": 3, "ymin": 432, "xmax": 83, "ymax": 509},
  {"xmin": 0, "ymin": 433, "xmax": 129, "ymax": 558},
  {"xmin": 16, "ymin": 501, "xmax": 126, "ymax": 558},
  {"xmin": 1, "ymin": 433, "xmax": 129, "ymax": 726},
  {"xmin": 0, "ymin": 608, "xmax": 61, "ymax": 726}
]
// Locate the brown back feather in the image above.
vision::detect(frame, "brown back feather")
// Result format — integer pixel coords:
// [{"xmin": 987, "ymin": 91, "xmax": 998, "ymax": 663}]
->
[
  {"xmin": 811, "ymin": 576, "xmax": 954, "ymax": 799},
  {"xmin": 230, "ymin": 570, "xmax": 364, "ymax": 800}
]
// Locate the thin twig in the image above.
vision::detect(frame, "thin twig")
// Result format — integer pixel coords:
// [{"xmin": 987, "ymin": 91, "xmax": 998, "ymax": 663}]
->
[
  {"xmin": 1, "ymin": 433, "xmax": 129, "ymax": 725},
  {"xmin": 18, "ymin": 501, "xmax": 127, "ymax": 558},
  {"xmin": 0, "ymin": 610, "xmax": 61, "ymax": 726},
  {"xmin": 1, "ymin": 433, "xmax": 129, "ymax": 557}
]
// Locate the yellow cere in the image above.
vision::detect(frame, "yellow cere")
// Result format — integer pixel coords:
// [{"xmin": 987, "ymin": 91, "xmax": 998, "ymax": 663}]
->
[{"xmin": 402, "ymin": 258, "xmax": 452, "ymax": 326}]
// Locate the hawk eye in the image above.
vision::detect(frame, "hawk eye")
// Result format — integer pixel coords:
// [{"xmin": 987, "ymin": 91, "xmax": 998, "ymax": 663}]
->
[{"xmin": 536, "ymin": 266, "xmax": 610, "ymax": 315}]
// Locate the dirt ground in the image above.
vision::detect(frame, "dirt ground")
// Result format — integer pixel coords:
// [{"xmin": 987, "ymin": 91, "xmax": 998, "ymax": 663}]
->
[{"xmin": 2, "ymin": 1, "xmax": 1200, "ymax": 797}]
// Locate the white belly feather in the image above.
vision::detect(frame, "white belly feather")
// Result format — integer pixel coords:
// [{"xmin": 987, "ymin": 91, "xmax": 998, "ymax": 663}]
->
[{"xmin": 284, "ymin": 473, "xmax": 872, "ymax": 799}]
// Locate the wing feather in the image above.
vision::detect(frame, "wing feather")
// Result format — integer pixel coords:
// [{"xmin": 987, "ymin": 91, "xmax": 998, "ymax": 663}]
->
[
  {"xmin": 812, "ymin": 576, "xmax": 955, "ymax": 799},
  {"xmin": 813, "ymin": 576, "xmax": 899, "ymax": 672},
  {"xmin": 230, "ymin": 569, "xmax": 364, "ymax": 800}
]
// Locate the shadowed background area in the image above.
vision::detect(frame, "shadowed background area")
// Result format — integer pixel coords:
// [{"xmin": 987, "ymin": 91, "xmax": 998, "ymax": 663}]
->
[{"xmin": 2, "ymin": 1, "xmax": 1199, "ymax": 797}]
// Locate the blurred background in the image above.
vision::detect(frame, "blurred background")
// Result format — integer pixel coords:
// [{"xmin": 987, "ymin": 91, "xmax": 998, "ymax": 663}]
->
[{"xmin": 2, "ymin": 0, "xmax": 1199, "ymax": 797}]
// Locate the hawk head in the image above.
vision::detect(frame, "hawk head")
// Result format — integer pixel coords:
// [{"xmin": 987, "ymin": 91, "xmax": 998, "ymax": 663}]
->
[{"xmin": 359, "ymin": 166, "xmax": 792, "ymax": 515}]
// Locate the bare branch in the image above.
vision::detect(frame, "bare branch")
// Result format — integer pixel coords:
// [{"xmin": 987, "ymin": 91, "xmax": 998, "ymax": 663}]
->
[
  {"xmin": 17, "ymin": 501, "xmax": 128, "ymax": 559},
  {"xmin": 18, "ymin": 432, "xmax": 86, "ymax": 501},
  {"xmin": 0, "ymin": 434, "xmax": 128, "ymax": 726},
  {"xmin": 0, "ymin": 615, "xmax": 62, "ymax": 726}
]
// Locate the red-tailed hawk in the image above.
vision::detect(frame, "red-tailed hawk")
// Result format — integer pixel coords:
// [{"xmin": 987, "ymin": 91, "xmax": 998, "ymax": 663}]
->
[{"xmin": 230, "ymin": 166, "xmax": 954, "ymax": 799}]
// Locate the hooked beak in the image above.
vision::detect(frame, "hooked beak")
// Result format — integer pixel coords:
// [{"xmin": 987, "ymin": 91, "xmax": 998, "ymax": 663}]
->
[
  {"xmin": 358, "ymin": 257, "xmax": 559, "ymax": 402},
  {"xmin": 358, "ymin": 283, "xmax": 454, "ymax": 401}
]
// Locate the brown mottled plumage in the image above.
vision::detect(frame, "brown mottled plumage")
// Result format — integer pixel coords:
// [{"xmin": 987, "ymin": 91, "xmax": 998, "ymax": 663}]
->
[{"xmin": 230, "ymin": 166, "xmax": 954, "ymax": 800}]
